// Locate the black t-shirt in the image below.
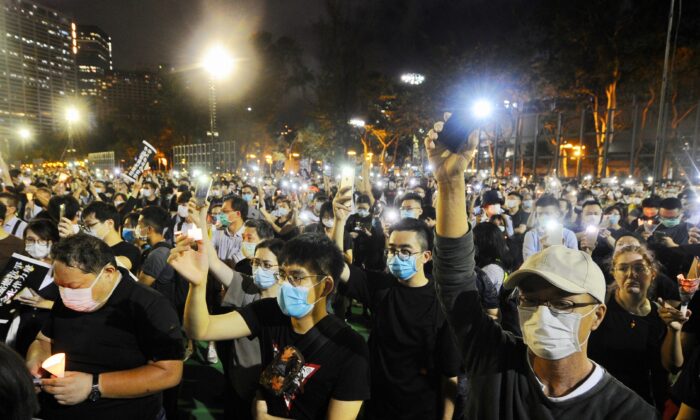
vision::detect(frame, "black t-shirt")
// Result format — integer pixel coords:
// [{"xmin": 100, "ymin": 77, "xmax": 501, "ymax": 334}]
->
[
  {"xmin": 111, "ymin": 240, "xmax": 141, "ymax": 273},
  {"xmin": 344, "ymin": 215, "xmax": 385, "ymax": 270},
  {"xmin": 588, "ymin": 296, "xmax": 668, "ymax": 407},
  {"xmin": 239, "ymin": 299, "xmax": 370, "ymax": 420},
  {"xmin": 672, "ymin": 346, "xmax": 700, "ymax": 409},
  {"xmin": 512, "ymin": 209, "xmax": 529, "ymax": 228},
  {"xmin": 339, "ymin": 266, "xmax": 461, "ymax": 419},
  {"xmin": 38, "ymin": 268, "xmax": 184, "ymax": 420}
]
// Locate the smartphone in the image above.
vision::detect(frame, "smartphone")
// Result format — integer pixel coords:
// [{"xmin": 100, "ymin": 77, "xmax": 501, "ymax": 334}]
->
[
  {"xmin": 584, "ymin": 225, "xmax": 599, "ymax": 247},
  {"xmin": 59, "ymin": 203, "xmax": 66, "ymax": 220},
  {"xmin": 340, "ymin": 166, "xmax": 355, "ymax": 209},
  {"xmin": 438, "ymin": 110, "xmax": 478, "ymax": 153},
  {"xmin": 543, "ymin": 221, "xmax": 563, "ymax": 247},
  {"xmin": 58, "ymin": 173, "xmax": 69, "ymax": 183},
  {"xmin": 653, "ymin": 231, "xmax": 667, "ymax": 242},
  {"xmin": 194, "ymin": 176, "xmax": 213, "ymax": 207}
]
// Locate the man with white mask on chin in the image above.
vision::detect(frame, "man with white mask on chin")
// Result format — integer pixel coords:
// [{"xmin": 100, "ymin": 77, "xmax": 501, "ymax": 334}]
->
[{"xmin": 426, "ymin": 113, "xmax": 655, "ymax": 419}]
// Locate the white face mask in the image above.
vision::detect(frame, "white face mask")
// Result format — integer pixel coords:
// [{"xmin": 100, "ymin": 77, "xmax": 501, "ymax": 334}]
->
[
  {"xmin": 114, "ymin": 200, "xmax": 124, "ymax": 207},
  {"xmin": 59, "ymin": 267, "xmax": 109, "ymax": 312},
  {"xmin": 506, "ymin": 199, "xmax": 519, "ymax": 209},
  {"xmin": 26, "ymin": 242, "xmax": 51, "ymax": 260},
  {"xmin": 518, "ymin": 304, "xmax": 598, "ymax": 360},
  {"xmin": 141, "ymin": 189, "xmax": 152, "ymax": 198},
  {"xmin": 523, "ymin": 200, "xmax": 534, "ymax": 210},
  {"xmin": 322, "ymin": 218, "xmax": 335, "ymax": 229},
  {"xmin": 488, "ymin": 204, "xmax": 502, "ymax": 215},
  {"xmin": 498, "ymin": 225, "xmax": 506, "ymax": 233},
  {"xmin": 177, "ymin": 205, "xmax": 189, "ymax": 218},
  {"xmin": 241, "ymin": 241, "xmax": 257, "ymax": 258}
]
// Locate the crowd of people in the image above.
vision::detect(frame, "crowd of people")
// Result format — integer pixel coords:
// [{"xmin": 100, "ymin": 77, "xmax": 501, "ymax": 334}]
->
[{"xmin": 0, "ymin": 121, "xmax": 699, "ymax": 419}]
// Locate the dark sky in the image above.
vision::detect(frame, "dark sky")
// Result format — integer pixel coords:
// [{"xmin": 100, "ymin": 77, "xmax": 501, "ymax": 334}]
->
[{"xmin": 41, "ymin": 0, "xmax": 325, "ymax": 70}]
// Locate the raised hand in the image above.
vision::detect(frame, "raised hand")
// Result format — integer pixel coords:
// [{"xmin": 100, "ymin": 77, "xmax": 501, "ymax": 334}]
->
[
  {"xmin": 333, "ymin": 187, "xmax": 353, "ymax": 222},
  {"xmin": 168, "ymin": 236, "xmax": 208, "ymax": 286},
  {"xmin": 424, "ymin": 113, "xmax": 479, "ymax": 184}
]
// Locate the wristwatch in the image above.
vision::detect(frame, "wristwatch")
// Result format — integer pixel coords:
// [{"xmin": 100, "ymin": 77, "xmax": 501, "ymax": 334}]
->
[{"xmin": 88, "ymin": 373, "xmax": 101, "ymax": 402}]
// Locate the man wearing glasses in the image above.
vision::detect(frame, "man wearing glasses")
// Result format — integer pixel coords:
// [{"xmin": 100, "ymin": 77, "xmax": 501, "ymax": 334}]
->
[
  {"xmin": 331, "ymin": 190, "xmax": 461, "ymax": 420},
  {"xmin": 169, "ymin": 232, "xmax": 369, "ymax": 420},
  {"xmin": 426, "ymin": 115, "xmax": 656, "ymax": 419}
]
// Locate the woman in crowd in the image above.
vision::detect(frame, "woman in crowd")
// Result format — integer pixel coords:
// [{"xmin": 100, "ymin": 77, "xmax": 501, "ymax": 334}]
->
[
  {"xmin": 261, "ymin": 196, "xmax": 300, "ymax": 241},
  {"xmin": 10, "ymin": 219, "xmax": 59, "ymax": 357},
  {"xmin": 588, "ymin": 244, "xmax": 688, "ymax": 409},
  {"xmin": 603, "ymin": 204, "xmax": 629, "ymax": 239}
]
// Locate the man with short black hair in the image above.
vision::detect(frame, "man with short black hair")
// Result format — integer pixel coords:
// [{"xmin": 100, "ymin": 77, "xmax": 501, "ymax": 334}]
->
[
  {"xmin": 83, "ymin": 202, "xmax": 140, "ymax": 272},
  {"xmin": 212, "ymin": 196, "xmax": 249, "ymax": 265},
  {"xmin": 399, "ymin": 193, "xmax": 424, "ymax": 220},
  {"xmin": 630, "ymin": 197, "xmax": 661, "ymax": 231},
  {"xmin": 643, "ymin": 197, "xmax": 689, "ymax": 247},
  {"xmin": 169, "ymin": 232, "xmax": 370, "ymax": 420},
  {"xmin": 333, "ymin": 193, "xmax": 460, "ymax": 420},
  {"xmin": 26, "ymin": 233, "xmax": 183, "ymax": 419},
  {"xmin": 506, "ymin": 191, "xmax": 528, "ymax": 234},
  {"xmin": 0, "ymin": 192, "xmax": 27, "ymax": 239},
  {"xmin": 235, "ymin": 219, "xmax": 275, "ymax": 275},
  {"xmin": 522, "ymin": 195, "xmax": 578, "ymax": 260}
]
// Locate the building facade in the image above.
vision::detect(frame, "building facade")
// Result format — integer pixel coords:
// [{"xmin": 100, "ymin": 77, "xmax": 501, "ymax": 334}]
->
[
  {"xmin": 76, "ymin": 24, "xmax": 111, "ymax": 97},
  {"xmin": 0, "ymin": 0, "xmax": 78, "ymax": 139}
]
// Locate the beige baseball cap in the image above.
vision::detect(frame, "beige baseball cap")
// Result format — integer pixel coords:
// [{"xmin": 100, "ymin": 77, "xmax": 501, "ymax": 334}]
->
[{"xmin": 504, "ymin": 245, "xmax": 606, "ymax": 303}]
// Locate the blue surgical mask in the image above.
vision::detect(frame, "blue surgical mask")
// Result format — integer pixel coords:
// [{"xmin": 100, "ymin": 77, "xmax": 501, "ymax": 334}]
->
[
  {"xmin": 387, "ymin": 255, "xmax": 418, "ymax": 281},
  {"xmin": 277, "ymin": 280, "xmax": 324, "ymax": 318},
  {"xmin": 608, "ymin": 214, "xmax": 621, "ymax": 226},
  {"xmin": 253, "ymin": 267, "xmax": 277, "ymax": 290},
  {"xmin": 242, "ymin": 193, "xmax": 253, "ymax": 203},
  {"xmin": 122, "ymin": 228, "xmax": 136, "ymax": 243},
  {"xmin": 400, "ymin": 209, "xmax": 418, "ymax": 220}
]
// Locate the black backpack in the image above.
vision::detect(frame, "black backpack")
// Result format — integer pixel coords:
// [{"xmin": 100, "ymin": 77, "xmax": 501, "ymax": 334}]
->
[{"xmin": 148, "ymin": 242, "xmax": 189, "ymax": 319}]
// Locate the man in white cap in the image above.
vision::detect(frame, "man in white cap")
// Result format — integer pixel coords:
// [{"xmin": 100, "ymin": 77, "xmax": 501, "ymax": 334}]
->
[{"xmin": 426, "ymin": 114, "xmax": 656, "ymax": 419}]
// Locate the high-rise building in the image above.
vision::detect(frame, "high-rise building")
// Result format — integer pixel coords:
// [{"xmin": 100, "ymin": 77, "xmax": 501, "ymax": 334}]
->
[
  {"xmin": 0, "ymin": 0, "xmax": 78, "ymax": 139},
  {"xmin": 99, "ymin": 70, "xmax": 160, "ymax": 121},
  {"xmin": 76, "ymin": 24, "xmax": 111, "ymax": 97}
]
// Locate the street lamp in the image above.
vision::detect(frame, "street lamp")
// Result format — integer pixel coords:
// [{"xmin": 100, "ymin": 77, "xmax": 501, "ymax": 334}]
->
[
  {"xmin": 400, "ymin": 73, "xmax": 425, "ymax": 86},
  {"xmin": 202, "ymin": 43, "xmax": 235, "ymax": 172},
  {"xmin": 471, "ymin": 99, "xmax": 494, "ymax": 120},
  {"xmin": 348, "ymin": 118, "xmax": 365, "ymax": 128},
  {"xmin": 18, "ymin": 127, "xmax": 31, "ymax": 157},
  {"xmin": 63, "ymin": 106, "xmax": 80, "ymax": 160}
]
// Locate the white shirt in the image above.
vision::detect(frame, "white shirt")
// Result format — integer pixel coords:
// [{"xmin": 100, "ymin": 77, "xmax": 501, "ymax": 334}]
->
[
  {"xmin": 522, "ymin": 227, "xmax": 578, "ymax": 261},
  {"xmin": 530, "ymin": 358, "xmax": 605, "ymax": 402},
  {"xmin": 4, "ymin": 216, "xmax": 27, "ymax": 239}
]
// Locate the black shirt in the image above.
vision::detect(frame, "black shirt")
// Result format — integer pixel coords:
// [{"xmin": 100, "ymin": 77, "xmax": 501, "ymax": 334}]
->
[
  {"xmin": 344, "ymin": 215, "xmax": 385, "ymax": 270},
  {"xmin": 111, "ymin": 241, "xmax": 141, "ymax": 273},
  {"xmin": 672, "ymin": 346, "xmax": 700, "ymax": 409},
  {"xmin": 511, "ymin": 209, "xmax": 529, "ymax": 229},
  {"xmin": 433, "ymin": 231, "xmax": 656, "ymax": 419},
  {"xmin": 39, "ymin": 268, "xmax": 184, "ymax": 420},
  {"xmin": 339, "ymin": 266, "xmax": 461, "ymax": 420},
  {"xmin": 588, "ymin": 296, "xmax": 668, "ymax": 408},
  {"xmin": 239, "ymin": 299, "xmax": 370, "ymax": 420}
]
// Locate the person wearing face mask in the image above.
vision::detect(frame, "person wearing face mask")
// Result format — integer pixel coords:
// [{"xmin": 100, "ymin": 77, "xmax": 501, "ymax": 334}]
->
[
  {"xmin": 240, "ymin": 184, "xmax": 263, "ymax": 220},
  {"xmin": 169, "ymin": 232, "xmax": 370, "ymax": 420},
  {"xmin": 576, "ymin": 200, "xmax": 615, "ymax": 265},
  {"xmin": 261, "ymin": 197, "xmax": 299, "ymax": 242},
  {"xmin": 25, "ymin": 234, "xmax": 184, "ymax": 419},
  {"xmin": 481, "ymin": 190, "xmax": 514, "ymax": 236},
  {"xmin": 473, "ymin": 221, "xmax": 514, "ymax": 293},
  {"xmin": 398, "ymin": 193, "xmax": 424, "ymax": 220},
  {"xmin": 602, "ymin": 205, "xmax": 629, "ymax": 239},
  {"xmin": 344, "ymin": 194, "xmax": 385, "ymax": 271},
  {"xmin": 588, "ymin": 245, "xmax": 688, "ymax": 409},
  {"xmin": 82, "ymin": 202, "xmax": 141, "ymax": 273},
  {"xmin": 138, "ymin": 181, "xmax": 160, "ymax": 209},
  {"xmin": 641, "ymin": 197, "xmax": 689, "ymax": 248},
  {"xmin": 8, "ymin": 220, "xmax": 59, "ymax": 358},
  {"xmin": 120, "ymin": 212, "xmax": 141, "ymax": 245},
  {"xmin": 0, "ymin": 201, "xmax": 25, "ymax": 270},
  {"xmin": 211, "ymin": 195, "xmax": 249, "ymax": 265},
  {"xmin": 332, "ymin": 191, "xmax": 461, "ymax": 420},
  {"xmin": 629, "ymin": 197, "xmax": 661, "ymax": 232},
  {"xmin": 172, "ymin": 191, "xmax": 196, "ymax": 238},
  {"xmin": 426, "ymin": 121, "xmax": 656, "ymax": 419},
  {"xmin": 506, "ymin": 192, "xmax": 528, "ymax": 235},
  {"xmin": 234, "ymin": 219, "xmax": 275, "ymax": 276}
]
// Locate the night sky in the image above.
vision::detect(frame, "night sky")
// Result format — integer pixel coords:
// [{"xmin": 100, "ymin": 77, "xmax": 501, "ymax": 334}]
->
[{"xmin": 41, "ymin": 0, "xmax": 325, "ymax": 70}]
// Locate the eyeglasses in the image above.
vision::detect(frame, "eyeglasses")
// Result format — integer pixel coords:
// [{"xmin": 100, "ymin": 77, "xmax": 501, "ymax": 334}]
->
[
  {"xmin": 386, "ymin": 248, "xmax": 421, "ymax": 261},
  {"xmin": 251, "ymin": 258, "xmax": 278, "ymax": 271},
  {"xmin": 518, "ymin": 296, "xmax": 598, "ymax": 314},
  {"xmin": 274, "ymin": 271, "xmax": 326, "ymax": 287},
  {"xmin": 613, "ymin": 263, "xmax": 650, "ymax": 276}
]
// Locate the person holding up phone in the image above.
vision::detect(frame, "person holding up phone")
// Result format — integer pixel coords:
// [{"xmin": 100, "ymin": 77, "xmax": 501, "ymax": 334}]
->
[{"xmin": 522, "ymin": 195, "xmax": 579, "ymax": 261}]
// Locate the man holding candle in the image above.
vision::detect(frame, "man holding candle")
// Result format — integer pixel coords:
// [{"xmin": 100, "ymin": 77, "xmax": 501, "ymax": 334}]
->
[{"xmin": 25, "ymin": 234, "xmax": 184, "ymax": 420}]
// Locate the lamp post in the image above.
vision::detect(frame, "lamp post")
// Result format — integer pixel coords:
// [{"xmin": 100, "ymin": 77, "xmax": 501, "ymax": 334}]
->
[
  {"xmin": 202, "ymin": 44, "xmax": 234, "ymax": 172},
  {"xmin": 63, "ymin": 106, "xmax": 80, "ymax": 160},
  {"xmin": 18, "ymin": 127, "xmax": 31, "ymax": 156}
]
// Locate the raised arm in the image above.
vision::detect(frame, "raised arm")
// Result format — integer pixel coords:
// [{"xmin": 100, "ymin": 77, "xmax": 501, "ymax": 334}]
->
[
  {"xmin": 168, "ymin": 236, "xmax": 251, "ymax": 341},
  {"xmin": 187, "ymin": 200, "xmax": 233, "ymax": 286}
]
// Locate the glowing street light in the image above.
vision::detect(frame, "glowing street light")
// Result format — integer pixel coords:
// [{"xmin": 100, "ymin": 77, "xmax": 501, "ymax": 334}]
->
[
  {"xmin": 348, "ymin": 119, "xmax": 365, "ymax": 128},
  {"xmin": 471, "ymin": 99, "xmax": 494, "ymax": 119},
  {"xmin": 65, "ymin": 107, "xmax": 80, "ymax": 123},
  {"xmin": 201, "ymin": 43, "xmax": 235, "ymax": 171},
  {"xmin": 400, "ymin": 73, "xmax": 425, "ymax": 86},
  {"xmin": 202, "ymin": 44, "xmax": 235, "ymax": 80},
  {"xmin": 18, "ymin": 127, "xmax": 31, "ymax": 140}
]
